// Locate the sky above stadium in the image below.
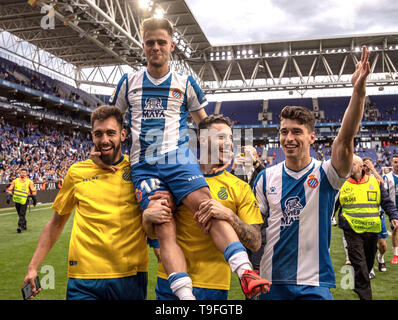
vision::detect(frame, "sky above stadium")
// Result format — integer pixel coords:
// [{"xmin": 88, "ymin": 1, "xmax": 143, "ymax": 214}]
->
[{"xmin": 185, "ymin": 0, "xmax": 398, "ymax": 45}]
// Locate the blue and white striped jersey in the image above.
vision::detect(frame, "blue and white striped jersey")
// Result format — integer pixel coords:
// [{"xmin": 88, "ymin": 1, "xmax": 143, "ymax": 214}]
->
[
  {"xmin": 109, "ymin": 69, "xmax": 207, "ymax": 165},
  {"xmin": 254, "ymin": 158, "xmax": 347, "ymax": 288},
  {"xmin": 384, "ymin": 172, "xmax": 398, "ymax": 208}
]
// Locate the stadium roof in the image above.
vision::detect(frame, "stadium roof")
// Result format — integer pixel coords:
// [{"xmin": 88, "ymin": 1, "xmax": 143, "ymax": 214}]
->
[{"xmin": 0, "ymin": 0, "xmax": 398, "ymax": 93}]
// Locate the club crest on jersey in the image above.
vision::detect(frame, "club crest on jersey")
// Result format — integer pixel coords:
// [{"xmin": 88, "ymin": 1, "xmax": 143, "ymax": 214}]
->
[
  {"xmin": 143, "ymin": 98, "xmax": 165, "ymax": 119},
  {"xmin": 171, "ymin": 88, "xmax": 183, "ymax": 100},
  {"xmin": 135, "ymin": 189, "xmax": 142, "ymax": 202},
  {"xmin": 307, "ymin": 174, "xmax": 319, "ymax": 189},
  {"xmin": 122, "ymin": 168, "xmax": 131, "ymax": 182},
  {"xmin": 217, "ymin": 187, "xmax": 228, "ymax": 200},
  {"xmin": 281, "ymin": 196, "xmax": 303, "ymax": 227}
]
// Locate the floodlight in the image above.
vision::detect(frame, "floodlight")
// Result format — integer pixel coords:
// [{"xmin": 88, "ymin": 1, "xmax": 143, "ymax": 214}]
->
[
  {"xmin": 153, "ymin": 8, "xmax": 164, "ymax": 18},
  {"xmin": 139, "ymin": 0, "xmax": 151, "ymax": 9}
]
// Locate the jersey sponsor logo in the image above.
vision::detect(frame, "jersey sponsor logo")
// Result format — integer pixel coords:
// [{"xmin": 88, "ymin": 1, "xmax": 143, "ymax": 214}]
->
[
  {"xmin": 143, "ymin": 98, "xmax": 165, "ymax": 119},
  {"xmin": 307, "ymin": 174, "xmax": 319, "ymax": 189},
  {"xmin": 281, "ymin": 196, "xmax": 303, "ymax": 227},
  {"xmin": 217, "ymin": 187, "xmax": 228, "ymax": 200},
  {"xmin": 171, "ymin": 88, "xmax": 183, "ymax": 100}
]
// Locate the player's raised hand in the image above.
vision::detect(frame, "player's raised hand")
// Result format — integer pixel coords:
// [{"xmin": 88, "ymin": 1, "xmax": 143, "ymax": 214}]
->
[
  {"xmin": 89, "ymin": 146, "xmax": 119, "ymax": 172},
  {"xmin": 351, "ymin": 46, "xmax": 370, "ymax": 96}
]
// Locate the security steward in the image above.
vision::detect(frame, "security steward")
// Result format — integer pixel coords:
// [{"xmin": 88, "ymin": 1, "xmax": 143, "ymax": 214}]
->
[
  {"xmin": 6, "ymin": 168, "xmax": 37, "ymax": 233},
  {"xmin": 336, "ymin": 155, "xmax": 398, "ymax": 300}
]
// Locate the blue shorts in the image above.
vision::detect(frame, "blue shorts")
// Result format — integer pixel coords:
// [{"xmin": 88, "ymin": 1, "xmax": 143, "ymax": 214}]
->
[
  {"xmin": 155, "ymin": 277, "xmax": 228, "ymax": 300},
  {"xmin": 132, "ymin": 149, "xmax": 208, "ymax": 210},
  {"xmin": 66, "ymin": 272, "xmax": 147, "ymax": 300},
  {"xmin": 378, "ymin": 213, "xmax": 389, "ymax": 239},
  {"xmin": 260, "ymin": 284, "xmax": 333, "ymax": 300}
]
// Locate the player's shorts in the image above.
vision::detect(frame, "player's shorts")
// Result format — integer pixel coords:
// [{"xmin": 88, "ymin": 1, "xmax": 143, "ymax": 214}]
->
[
  {"xmin": 378, "ymin": 212, "xmax": 389, "ymax": 239},
  {"xmin": 155, "ymin": 277, "xmax": 228, "ymax": 300},
  {"xmin": 66, "ymin": 272, "xmax": 147, "ymax": 300},
  {"xmin": 260, "ymin": 284, "xmax": 333, "ymax": 300},
  {"xmin": 131, "ymin": 149, "xmax": 208, "ymax": 210}
]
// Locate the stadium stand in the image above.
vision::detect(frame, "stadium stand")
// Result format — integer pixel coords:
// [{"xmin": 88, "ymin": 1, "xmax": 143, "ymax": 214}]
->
[
  {"xmin": 219, "ymin": 100, "xmax": 263, "ymax": 125},
  {"xmin": 0, "ymin": 56, "xmax": 102, "ymax": 108}
]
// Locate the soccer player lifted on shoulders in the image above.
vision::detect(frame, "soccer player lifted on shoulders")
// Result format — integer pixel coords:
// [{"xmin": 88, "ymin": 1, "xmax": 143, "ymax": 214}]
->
[
  {"xmin": 96, "ymin": 17, "xmax": 270, "ymax": 299},
  {"xmin": 254, "ymin": 46, "xmax": 370, "ymax": 300}
]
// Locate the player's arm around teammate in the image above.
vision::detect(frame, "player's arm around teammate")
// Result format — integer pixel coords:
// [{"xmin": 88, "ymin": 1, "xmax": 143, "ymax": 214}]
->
[{"xmin": 331, "ymin": 46, "xmax": 370, "ymax": 177}]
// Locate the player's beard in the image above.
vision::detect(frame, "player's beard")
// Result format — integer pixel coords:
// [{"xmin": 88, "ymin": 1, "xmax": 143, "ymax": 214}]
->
[{"xmin": 99, "ymin": 142, "xmax": 121, "ymax": 166}]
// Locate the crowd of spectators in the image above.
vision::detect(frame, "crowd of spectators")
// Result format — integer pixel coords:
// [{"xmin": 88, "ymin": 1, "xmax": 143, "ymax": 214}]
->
[
  {"xmin": 0, "ymin": 117, "xmax": 93, "ymax": 185},
  {"xmin": 0, "ymin": 59, "xmax": 99, "ymax": 108}
]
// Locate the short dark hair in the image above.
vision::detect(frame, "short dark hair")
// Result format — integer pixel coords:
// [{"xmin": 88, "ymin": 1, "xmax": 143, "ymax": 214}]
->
[
  {"xmin": 280, "ymin": 106, "xmax": 316, "ymax": 133},
  {"xmin": 140, "ymin": 17, "xmax": 174, "ymax": 38},
  {"xmin": 362, "ymin": 156, "xmax": 372, "ymax": 162},
  {"xmin": 197, "ymin": 114, "xmax": 232, "ymax": 134},
  {"xmin": 91, "ymin": 105, "xmax": 123, "ymax": 129}
]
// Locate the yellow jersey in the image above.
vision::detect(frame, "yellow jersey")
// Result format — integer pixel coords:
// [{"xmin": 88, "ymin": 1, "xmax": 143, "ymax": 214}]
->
[
  {"xmin": 51, "ymin": 155, "xmax": 148, "ymax": 279},
  {"xmin": 157, "ymin": 170, "xmax": 263, "ymax": 290}
]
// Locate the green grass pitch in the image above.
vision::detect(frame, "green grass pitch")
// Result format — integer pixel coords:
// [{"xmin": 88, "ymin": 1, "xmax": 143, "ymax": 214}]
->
[{"xmin": 1, "ymin": 204, "xmax": 397, "ymax": 300}]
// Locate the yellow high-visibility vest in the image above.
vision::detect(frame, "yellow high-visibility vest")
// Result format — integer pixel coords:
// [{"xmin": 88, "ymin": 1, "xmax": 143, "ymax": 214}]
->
[
  {"xmin": 12, "ymin": 178, "xmax": 32, "ymax": 205},
  {"xmin": 339, "ymin": 175, "xmax": 381, "ymax": 233}
]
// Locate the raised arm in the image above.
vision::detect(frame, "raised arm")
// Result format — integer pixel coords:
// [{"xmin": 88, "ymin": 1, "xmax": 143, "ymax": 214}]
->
[
  {"xmin": 331, "ymin": 46, "xmax": 370, "ymax": 178},
  {"xmin": 190, "ymin": 108, "xmax": 207, "ymax": 126}
]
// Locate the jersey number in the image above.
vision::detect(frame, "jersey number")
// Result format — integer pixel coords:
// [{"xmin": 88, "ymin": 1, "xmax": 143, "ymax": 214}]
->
[{"xmin": 140, "ymin": 178, "xmax": 161, "ymax": 194}]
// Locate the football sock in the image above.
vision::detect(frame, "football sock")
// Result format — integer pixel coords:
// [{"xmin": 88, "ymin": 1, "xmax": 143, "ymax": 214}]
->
[
  {"xmin": 168, "ymin": 272, "xmax": 195, "ymax": 300},
  {"xmin": 393, "ymin": 247, "xmax": 398, "ymax": 256},
  {"xmin": 378, "ymin": 252, "xmax": 385, "ymax": 263},
  {"xmin": 224, "ymin": 241, "xmax": 252, "ymax": 279}
]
